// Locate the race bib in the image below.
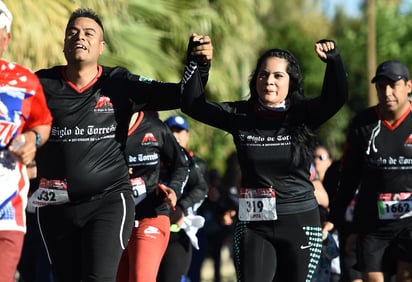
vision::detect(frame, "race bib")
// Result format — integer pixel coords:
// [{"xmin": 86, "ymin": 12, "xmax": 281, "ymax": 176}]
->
[
  {"xmin": 238, "ymin": 187, "xmax": 277, "ymax": 221},
  {"xmin": 130, "ymin": 177, "xmax": 147, "ymax": 206},
  {"xmin": 27, "ymin": 178, "xmax": 69, "ymax": 211},
  {"xmin": 378, "ymin": 192, "xmax": 412, "ymax": 220}
]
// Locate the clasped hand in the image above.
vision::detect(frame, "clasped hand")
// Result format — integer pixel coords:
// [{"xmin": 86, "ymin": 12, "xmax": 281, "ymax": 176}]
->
[{"xmin": 188, "ymin": 33, "xmax": 213, "ymax": 64}]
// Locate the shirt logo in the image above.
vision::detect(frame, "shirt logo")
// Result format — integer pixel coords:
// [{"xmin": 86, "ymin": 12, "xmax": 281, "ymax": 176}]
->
[
  {"xmin": 94, "ymin": 96, "xmax": 113, "ymax": 113},
  {"xmin": 141, "ymin": 132, "xmax": 157, "ymax": 145},
  {"xmin": 404, "ymin": 134, "xmax": 412, "ymax": 146}
]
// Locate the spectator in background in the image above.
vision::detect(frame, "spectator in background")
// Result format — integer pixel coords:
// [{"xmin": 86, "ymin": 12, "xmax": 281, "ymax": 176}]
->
[
  {"xmin": 188, "ymin": 168, "xmax": 223, "ymax": 282},
  {"xmin": 157, "ymin": 115, "xmax": 209, "ymax": 282},
  {"xmin": 0, "ymin": 1, "xmax": 52, "ymax": 280},
  {"xmin": 311, "ymin": 144, "xmax": 340, "ymax": 282},
  {"xmin": 313, "ymin": 145, "xmax": 333, "ymax": 183},
  {"xmin": 320, "ymin": 148, "xmax": 363, "ymax": 282},
  {"xmin": 312, "ymin": 145, "xmax": 333, "ymax": 221},
  {"xmin": 188, "ymin": 154, "xmax": 239, "ymax": 282}
]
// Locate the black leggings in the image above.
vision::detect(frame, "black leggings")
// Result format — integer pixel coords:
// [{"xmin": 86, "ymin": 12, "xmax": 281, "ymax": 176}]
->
[
  {"xmin": 233, "ymin": 208, "xmax": 322, "ymax": 282},
  {"xmin": 157, "ymin": 230, "xmax": 192, "ymax": 282},
  {"xmin": 37, "ymin": 190, "xmax": 135, "ymax": 282}
]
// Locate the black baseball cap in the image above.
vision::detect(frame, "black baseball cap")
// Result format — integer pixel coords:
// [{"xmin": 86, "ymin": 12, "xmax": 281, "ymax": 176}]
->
[{"xmin": 371, "ymin": 60, "xmax": 410, "ymax": 83}]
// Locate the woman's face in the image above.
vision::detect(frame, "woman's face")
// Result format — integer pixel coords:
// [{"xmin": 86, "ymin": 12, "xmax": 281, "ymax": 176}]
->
[{"xmin": 255, "ymin": 57, "xmax": 290, "ymax": 107}]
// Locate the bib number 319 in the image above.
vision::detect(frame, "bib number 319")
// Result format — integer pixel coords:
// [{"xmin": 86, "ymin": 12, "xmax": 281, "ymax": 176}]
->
[{"xmin": 238, "ymin": 187, "xmax": 277, "ymax": 221}]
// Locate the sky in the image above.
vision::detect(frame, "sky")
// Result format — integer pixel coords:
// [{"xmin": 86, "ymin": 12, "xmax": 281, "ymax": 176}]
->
[
  {"xmin": 323, "ymin": 0, "xmax": 412, "ymax": 19},
  {"xmin": 323, "ymin": 0, "xmax": 362, "ymax": 18}
]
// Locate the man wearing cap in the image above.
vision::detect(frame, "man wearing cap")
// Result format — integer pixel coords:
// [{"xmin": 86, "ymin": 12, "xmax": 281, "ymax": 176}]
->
[
  {"xmin": 164, "ymin": 115, "xmax": 191, "ymax": 148},
  {"xmin": 157, "ymin": 115, "xmax": 209, "ymax": 282},
  {"xmin": 323, "ymin": 60, "xmax": 412, "ymax": 281},
  {"xmin": 0, "ymin": 1, "xmax": 52, "ymax": 281}
]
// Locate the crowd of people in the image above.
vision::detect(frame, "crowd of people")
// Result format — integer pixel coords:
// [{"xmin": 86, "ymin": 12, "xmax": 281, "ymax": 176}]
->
[{"xmin": 1, "ymin": 1, "xmax": 412, "ymax": 282}]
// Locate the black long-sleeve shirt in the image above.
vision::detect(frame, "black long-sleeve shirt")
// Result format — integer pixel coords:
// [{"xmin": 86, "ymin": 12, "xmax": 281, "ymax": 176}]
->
[
  {"xmin": 176, "ymin": 151, "xmax": 208, "ymax": 215},
  {"xmin": 181, "ymin": 54, "xmax": 347, "ymax": 215},
  {"xmin": 35, "ymin": 63, "xmax": 209, "ymax": 202},
  {"xmin": 329, "ymin": 105, "xmax": 412, "ymax": 231},
  {"xmin": 126, "ymin": 112, "xmax": 189, "ymax": 219}
]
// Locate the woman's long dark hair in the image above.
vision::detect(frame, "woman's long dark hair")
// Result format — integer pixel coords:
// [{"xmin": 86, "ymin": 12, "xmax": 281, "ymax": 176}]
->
[{"xmin": 248, "ymin": 48, "xmax": 316, "ymax": 167}]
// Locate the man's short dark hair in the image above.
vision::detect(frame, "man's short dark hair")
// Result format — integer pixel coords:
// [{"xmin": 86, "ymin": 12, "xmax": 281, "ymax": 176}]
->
[{"xmin": 66, "ymin": 8, "xmax": 104, "ymax": 34}]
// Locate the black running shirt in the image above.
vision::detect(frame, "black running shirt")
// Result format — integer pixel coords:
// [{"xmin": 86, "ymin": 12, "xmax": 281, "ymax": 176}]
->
[
  {"xmin": 126, "ymin": 112, "xmax": 189, "ymax": 219},
  {"xmin": 182, "ymin": 54, "xmax": 347, "ymax": 215},
  {"xmin": 330, "ymin": 105, "xmax": 412, "ymax": 230},
  {"xmin": 35, "ymin": 65, "xmax": 183, "ymax": 202}
]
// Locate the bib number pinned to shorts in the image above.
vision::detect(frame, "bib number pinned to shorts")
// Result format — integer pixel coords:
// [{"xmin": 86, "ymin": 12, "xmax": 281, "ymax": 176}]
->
[{"xmin": 378, "ymin": 192, "xmax": 412, "ymax": 220}]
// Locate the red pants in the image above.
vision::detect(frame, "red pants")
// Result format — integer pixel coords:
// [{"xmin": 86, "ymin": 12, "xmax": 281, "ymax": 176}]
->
[
  {"xmin": 0, "ymin": 230, "xmax": 24, "ymax": 282},
  {"xmin": 117, "ymin": 215, "xmax": 170, "ymax": 282}
]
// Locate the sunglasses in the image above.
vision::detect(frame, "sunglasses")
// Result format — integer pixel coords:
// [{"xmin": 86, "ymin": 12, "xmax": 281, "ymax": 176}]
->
[{"xmin": 314, "ymin": 154, "xmax": 329, "ymax": 161}]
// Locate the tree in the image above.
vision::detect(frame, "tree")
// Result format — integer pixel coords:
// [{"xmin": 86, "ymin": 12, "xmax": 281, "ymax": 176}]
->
[{"xmin": 10, "ymin": 0, "xmax": 412, "ymax": 173}]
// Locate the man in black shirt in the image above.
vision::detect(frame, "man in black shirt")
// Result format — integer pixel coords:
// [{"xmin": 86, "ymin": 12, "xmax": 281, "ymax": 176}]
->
[
  {"xmin": 326, "ymin": 60, "xmax": 412, "ymax": 281},
  {"xmin": 32, "ymin": 8, "xmax": 212, "ymax": 282}
]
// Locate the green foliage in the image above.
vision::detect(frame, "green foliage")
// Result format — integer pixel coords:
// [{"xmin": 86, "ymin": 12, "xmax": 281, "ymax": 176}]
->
[
  {"xmin": 375, "ymin": 1, "xmax": 412, "ymax": 65},
  {"xmin": 315, "ymin": 105, "xmax": 352, "ymax": 159},
  {"xmin": 5, "ymin": 0, "xmax": 75, "ymax": 69},
  {"xmin": 6, "ymin": 0, "xmax": 412, "ymax": 173}
]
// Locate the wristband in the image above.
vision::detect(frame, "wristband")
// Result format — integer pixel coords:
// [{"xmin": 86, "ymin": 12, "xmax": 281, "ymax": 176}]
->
[{"xmin": 27, "ymin": 129, "xmax": 41, "ymax": 148}]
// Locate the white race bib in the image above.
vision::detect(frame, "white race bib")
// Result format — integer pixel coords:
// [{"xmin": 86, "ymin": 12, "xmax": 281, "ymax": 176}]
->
[
  {"xmin": 377, "ymin": 192, "xmax": 412, "ymax": 220},
  {"xmin": 130, "ymin": 177, "xmax": 147, "ymax": 206},
  {"xmin": 238, "ymin": 187, "xmax": 277, "ymax": 221},
  {"xmin": 27, "ymin": 178, "xmax": 69, "ymax": 212}
]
